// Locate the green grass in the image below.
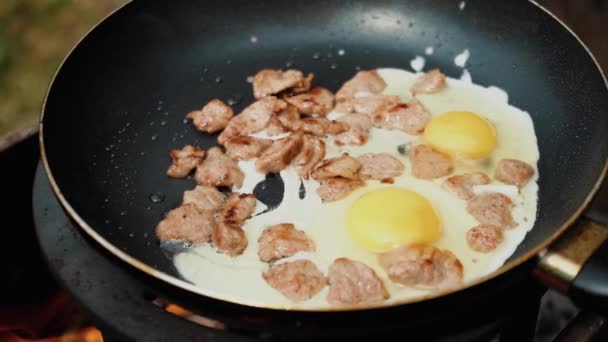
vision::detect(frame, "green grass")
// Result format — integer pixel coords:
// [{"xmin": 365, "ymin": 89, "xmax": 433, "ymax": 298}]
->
[{"xmin": 0, "ymin": 0, "xmax": 127, "ymax": 135}]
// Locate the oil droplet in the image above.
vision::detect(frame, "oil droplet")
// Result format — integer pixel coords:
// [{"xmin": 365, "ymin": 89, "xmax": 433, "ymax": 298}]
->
[
  {"xmin": 151, "ymin": 134, "xmax": 159, "ymax": 141},
  {"xmin": 330, "ymin": 64, "xmax": 337, "ymax": 70},
  {"xmin": 215, "ymin": 76, "xmax": 223, "ymax": 83},
  {"xmin": 160, "ymin": 120, "xmax": 168, "ymax": 126},
  {"xmin": 285, "ymin": 60, "xmax": 294, "ymax": 68},
  {"xmin": 139, "ymin": 151, "xmax": 145, "ymax": 156},
  {"xmin": 149, "ymin": 121, "xmax": 155, "ymax": 126},
  {"xmin": 338, "ymin": 49, "xmax": 345, "ymax": 56},
  {"xmin": 227, "ymin": 94, "xmax": 242, "ymax": 106},
  {"xmin": 312, "ymin": 52, "xmax": 320, "ymax": 60},
  {"xmin": 250, "ymin": 35, "xmax": 258, "ymax": 43},
  {"xmin": 129, "ymin": 233, "xmax": 135, "ymax": 238},
  {"xmin": 117, "ymin": 226, "xmax": 123, "ymax": 230},
  {"xmin": 125, "ymin": 122, "xmax": 131, "ymax": 127},
  {"xmin": 149, "ymin": 192, "xmax": 166, "ymax": 203},
  {"xmin": 105, "ymin": 219, "xmax": 110, "ymax": 224},
  {"xmin": 120, "ymin": 211, "xmax": 127, "ymax": 216}
]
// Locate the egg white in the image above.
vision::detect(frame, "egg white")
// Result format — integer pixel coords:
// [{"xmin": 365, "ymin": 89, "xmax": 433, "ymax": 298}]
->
[{"xmin": 173, "ymin": 68, "xmax": 539, "ymax": 309}]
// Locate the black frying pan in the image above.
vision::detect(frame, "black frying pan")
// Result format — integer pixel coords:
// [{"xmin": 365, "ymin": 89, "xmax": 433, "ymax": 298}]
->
[{"xmin": 40, "ymin": 0, "xmax": 608, "ymax": 327}]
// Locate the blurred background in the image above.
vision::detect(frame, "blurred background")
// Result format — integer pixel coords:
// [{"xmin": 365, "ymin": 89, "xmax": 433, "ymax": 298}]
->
[{"xmin": 0, "ymin": 0, "xmax": 127, "ymax": 136}]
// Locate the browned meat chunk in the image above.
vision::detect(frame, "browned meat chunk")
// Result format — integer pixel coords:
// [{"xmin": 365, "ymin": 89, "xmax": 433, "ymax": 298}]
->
[
  {"xmin": 467, "ymin": 193, "xmax": 516, "ymax": 228},
  {"xmin": 374, "ymin": 98, "xmax": 431, "ymax": 135},
  {"xmin": 212, "ymin": 221, "xmax": 248, "ymax": 256},
  {"xmin": 316, "ymin": 177, "xmax": 365, "ymax": 202},
  {"xmin": 186, "ymin": 99, "xmax": 233, "ymax": 133},
  {"xmin": 442, "ymin": 172, "xmax": 491, "ymax": 200},
  {"xmin": 310, "ymin": 154, "xmax": 361, "ymax": 180},
  {"xmin": 258, "ymin": 223, "xmax": 315, "ymax": 262},
  {"xmin": 266, "ymin": 117, "xmax": 288, "ymax": 136},
  {"xmin": 466, "ymin": 225, "xmax": 504, "ymax": 253},
  {"xmin": 262, "ymin": 260, "xmax": 327, "ymax": 301},
  {"xmin": 327, "ymin": 120, "xmax": 347, "ymax": 135},
  {"xmin": 155, "ymin": 204, "xmax": 214, "ymax": 244},
  {"xmin": 378, "ymin": 245, "xmax": 463, "ymax": 290},
  {"xmin": 334, "ymin": 128, "xmax": 369, "ymax": 146},
  {"xmin": 218, "ymin": 97, "xmax": 286, "ymax": 144},
  {"xmin": 336, "ymin": 113, "xmax": 373, "ymax": 131},
  {"xmin": 495, "ymin": 159, "xmax": 535, "ymax": 188},
  {"xmin": 182, "ymin": 185, "xmax": 225, "ymax": 211},
  {"xmin": 357, "ymin": 153, "xmax": 405, "ymax": 180},
  {"xmin": 212, "ymin": 193, "xmax": 256, "ymax": 256},
  {"xmin": 167, "ymin": 145, "xmax": 205, "ymax": 178},
  {"xmin": 335, "ymin": 70, "xmax": 387, "ymax": 101},
  {"xmin": 410, "ymin": 144, "xmax": 453, "ymax": 179},
  {"xmin": 276, "ymin": 105, "xmax": 302, "ymax": 131},
  {"xmin": 334, "ymin": 94, "xmax": 400, "ymax": 118},
  {"xmin": 285, "ymin": 87, "xmax": 335, "ymax": 116},
  {"xmin": 221, "ymin": 193, "xmax": 257, "ymax": 225},
  {"xmin": 292, "ymin": 135, "xmax": 326, "ymax": 179},
  {"xmin": 253, "ymin": 69, "xmax": 311, "ymax": 99},
  {"xmin": 299, "ymin": 117, "xmax": 330, "ymax": 136},
  {"xmin": 195, "ymin": 147, "xmax": 244, "ymax": 189},
  {"xmin": 291, "ymin": 73, "xmax": 315, "ymax": 94},
  {"xmin": 224, "ymin": 136, "xmax": 273, "ymax": 161},
  {"xmin": 256, "ymin": 132, "xmax": 304, "ymax": 174},
  {"xmin": 327, "ymin": 258, "xmax": 389, "ymax": 305},
  {"xmin": 410, "ymin": 69, "xmax": 447, "ymax": 95}
]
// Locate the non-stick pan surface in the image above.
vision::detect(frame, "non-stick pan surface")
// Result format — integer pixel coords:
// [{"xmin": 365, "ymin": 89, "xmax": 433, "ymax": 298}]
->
[{"xmin": 40, "ymin": 0, "xmax": 608, "ymax": 309}]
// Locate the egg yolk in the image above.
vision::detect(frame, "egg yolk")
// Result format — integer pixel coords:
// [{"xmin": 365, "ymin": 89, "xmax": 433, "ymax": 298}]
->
[
  {"xmin": 346, "ymin": 188, "xmax": 441, "ymax": 252},
  {"xmin": 424, "ymin": 111, "xmax": 497, "ymax": 159}
]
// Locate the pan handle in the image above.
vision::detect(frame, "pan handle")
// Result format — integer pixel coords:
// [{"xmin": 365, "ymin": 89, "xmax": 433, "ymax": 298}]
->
[{"xmin": 534, "ymin": 218, "xmax": 608, "ymax": 313}]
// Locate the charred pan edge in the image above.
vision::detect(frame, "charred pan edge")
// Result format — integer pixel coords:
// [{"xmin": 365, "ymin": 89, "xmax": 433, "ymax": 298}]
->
[{"xmin": 38, "ymin": 0, "xmax": 608, "ymax": 312}]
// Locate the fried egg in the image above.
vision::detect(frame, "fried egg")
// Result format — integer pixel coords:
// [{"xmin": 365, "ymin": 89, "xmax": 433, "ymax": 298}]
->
[{"xmin": 173, "ymin": 67, "xmax": 539, "ymax": 310}]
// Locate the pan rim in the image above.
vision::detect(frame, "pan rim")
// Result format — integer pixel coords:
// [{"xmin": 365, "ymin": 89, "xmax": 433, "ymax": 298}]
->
[{"xmin": 38, "ymin": 0, "xmax": 608, "ymax": 312}]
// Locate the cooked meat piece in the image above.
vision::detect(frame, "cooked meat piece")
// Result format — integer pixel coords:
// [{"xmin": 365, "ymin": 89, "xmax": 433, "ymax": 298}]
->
[
  {"xmin": 335, "ymin": 70, "xmax": 387, "ymax": 101},
  {"xmin": 253, "ymin": 69, "xmax": 309, "ymax": 99},
  {"xmin": 212, "ymin": 221, "xmax": 247, "ymax": 256},
  {"xmin": 285, "ymin": 87, "xmax": 335, "ymax": 116},
  {"xmin": 182, "ymin": 185, "xmax": 225, "ymax": 211},
  {"xmin": 334, "ymin": 128, "xmax": 369, "ymax": 146},
  {"xmin": 291, "ymin": 73, "xmax": 315, "ymax": 94},
  {"xmin": 357, "ymin": 153, "xmax": 405, "ymax": 180},
  {"xmin": 256, "ymin": 132, "xmax": 304, "ymax": 174},
  {"xmin": 466, "ymin": 224, "xmax": 504, "ymax": 253},
  {"xmin": 442, "ymin": 172, "xmax": 491, "ymax": 200},
  {"xmin": 195, "ymin": 147, "xmax": 244, "ymax": 189},
  {"xmin": 186, "ymin": 99, "xmax": 233, "ymax": 133},
  {"xmin": 410, "ymin": 69, "xmax": 447, "ymax": 95},
  {"xmin": 155, "ymin": 203, "xmax": 214, "ymax": 244},
  {"xmin": 336, "ymin": 113, "xmax": 373, "ymax": 131},
  {"xmin": 378, "ymin": 245, "xmax": 463, "ymax": 290},
  {"xmin": 467, "ymin": 192, "xmax": 516, "ymax": 228},
  {"xmin": 495, "ymin": 159, "xmax": 535, "ymax": 188},
  {"xmin": 221, "ymin": 193, "xmax": 257, "ymax": 225},
  {"xmin": 292, "ymin": 135, "xmax": 326, "ymax": 179},
  {"xmin": 258, "ymin": 223, "xmax": 315, "ymax": 262},
  {"xmin": 218, "ymin": 96, "xmax": 286, "ymax": 144},
  {"xmin": 316, "ymin": 177, "xmax": 365, "ymax": 202},
  {"xmin": 262, "ymin": 260, "xmax": 327, "ymax": 301},
  {"xmin": 167, "ymin": 145, "xmax": 205, "ymax": 178},
  {"xmin": 310, "ymin": 154, "xmax": 361, "ymax": 180},
  {"xmin": 410, "ymin": 144, "xmax": 453, "ymax": 179},
  {"xmin": 266, "ymin": 117, "xmax": 288, "ymax": 136},
  {"xmin": 335, "ymin": 94, "xmax": 400, "ymax": 117},
  {"xmin": 300, "ymin": 117, "xmax": 330, "ymax": 136},
  {"xmin": 327, "ymin": 120, "xmax": 347, "ymax": 135},
  {"xmin": 224, "ymin": 136, "xmax": 273, "ymax": 161},
  {"xmin": 327, "ymin": 258, "xmax": 389, "ymax": 305},
  {"xmin": 212, "ymin": 193, "xmax": 256, "ymax": 256},
  {"xmin": 374, "ymin": 98, "xmax": 431, "ymax": 135},
  {"xmin": 276, "ymin": 105, "xmax": 302, "ymax": 131}
]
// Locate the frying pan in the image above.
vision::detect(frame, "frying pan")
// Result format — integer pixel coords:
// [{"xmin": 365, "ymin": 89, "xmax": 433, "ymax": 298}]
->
[{"xmin": 39, "ymin": 0, "xmax": 608, "ymax": 333}]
